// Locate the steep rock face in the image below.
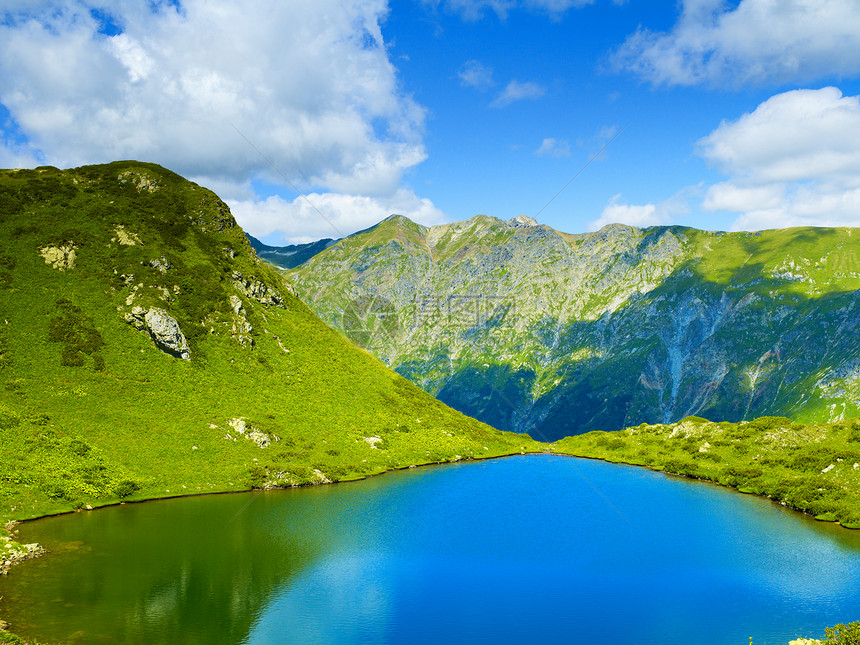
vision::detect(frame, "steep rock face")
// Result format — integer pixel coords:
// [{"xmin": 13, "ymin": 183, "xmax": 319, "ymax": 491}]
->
[{"xmin": 289, "ymin": 215, "xmax": 860, "ymax": 439}]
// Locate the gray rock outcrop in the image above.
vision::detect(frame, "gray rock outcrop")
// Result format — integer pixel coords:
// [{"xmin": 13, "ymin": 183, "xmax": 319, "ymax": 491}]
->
[
  {"xmin": 226, "ymin": 417, "xmax": 278, "ymax": 448},
  {"xmin": 231, "ymin": 271, "xmax": 284, "ymax": 306},
  {"xmin": 39, "ymin": 243, "xmax": 77, "ymax": 270},
  {"xmin": 125, "ymin": 306, "xmax": 190, "ymax": 360},
  {"xmin": 145, "ymin": 308, "xmax": 190, "ymax": 359}
]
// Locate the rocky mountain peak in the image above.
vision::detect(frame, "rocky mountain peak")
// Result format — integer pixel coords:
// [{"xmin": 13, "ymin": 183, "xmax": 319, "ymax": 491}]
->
[
  {"xmin": 289, "ymin": 216, "xmax": 860, "ymax": 440},
  {"xmin": 509, "ymin": 215, "xmax": 538, "ymax": 227}
]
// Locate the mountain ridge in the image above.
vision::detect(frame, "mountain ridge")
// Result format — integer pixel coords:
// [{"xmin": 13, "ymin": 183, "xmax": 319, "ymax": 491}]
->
[
  {"xmin": 246, "ymin": 233, "xmax": 339, "ymax": 269},
  {"xmin": 288, "ymin": 214, "xmax": 860, "ymax": 440}
]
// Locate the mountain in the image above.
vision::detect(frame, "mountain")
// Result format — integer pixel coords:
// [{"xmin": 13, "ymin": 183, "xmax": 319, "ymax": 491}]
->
[
  {"xmin": 288, "ymin": 214, "xmax": 860, "ymax": 441},
  {"xmin": 0, "ymin": 163, "xmax": 538, "ymax": 529},
  {"xmin": 246, "ymin": 234, "xmax": 337, "ymax": 269}
]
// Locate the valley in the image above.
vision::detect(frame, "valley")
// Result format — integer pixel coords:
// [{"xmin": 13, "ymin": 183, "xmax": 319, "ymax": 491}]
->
[{"xmin": 0, "ymin": 163, "xmax": 858, "ymax": 644}]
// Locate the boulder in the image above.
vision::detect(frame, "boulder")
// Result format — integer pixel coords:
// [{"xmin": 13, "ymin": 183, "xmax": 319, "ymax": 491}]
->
[
  {"xmin": 143, "ymin": 256, "xmax": 172, "ymax": 273},
  {"xmin": 143, "ymin": 308, "xmax": 190, "ymax": 360},
  {"xmin": 229, "ymin": 295, "xmax": 253, "ymax": 346},
  {"xmin": 227, "ymin": 417, "xmax": 278, "ymax": 448},
  {"xmin": 123, "ymin": 306, "xmax": 147, "ymax": 330}
]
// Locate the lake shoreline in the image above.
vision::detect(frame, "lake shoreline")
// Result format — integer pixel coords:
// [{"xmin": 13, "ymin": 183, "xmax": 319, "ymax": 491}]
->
[
  {"xmin": 0, "ymin": 449, "xmax": 547, "ymax": 576},
  {"xmin": 2, "ymin": 450, "xmax": 853, "ymax": 645},
  {"xmin": 4, "ymin": 443, "xmax": 858, "ymax": 579},
  {"xmin": 0, "ymin": 448, "xmax": 547, "ymax": 641},
  {"xmin": 548, "ymin": 448, "xmax": 860, "ymax": 531}
]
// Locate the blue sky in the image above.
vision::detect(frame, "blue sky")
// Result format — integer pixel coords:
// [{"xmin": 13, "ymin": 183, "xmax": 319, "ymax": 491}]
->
[{"xmin": 2, "ymin": 1, "xmax": 860, "ymax": 243}]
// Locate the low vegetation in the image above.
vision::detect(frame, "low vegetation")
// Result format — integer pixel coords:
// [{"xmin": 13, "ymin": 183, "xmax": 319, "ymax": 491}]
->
[
  {"xmin": 553, "ymin": 415, "xmax": 860, "ymax": 529},
  {"xmin": 1, "ymin": 162, "xmax": 858, "ymax": 643},
  {"xmin": 0, "ymin": 162, "xmax": 542, "ymax": 639},
  {"xmin": 822, "ymin": 622, "xmax": 860, "ymax": 644}
]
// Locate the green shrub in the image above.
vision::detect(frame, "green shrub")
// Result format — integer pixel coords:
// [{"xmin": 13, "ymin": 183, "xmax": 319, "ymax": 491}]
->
[
  {"xmin": 748, "ymin": 416, "xmax": 793, "ymax": 431},
  {"xmin": 45, "ymin": 483, "xmax": 69, "ymax": 500},
  {"xmin": 48, "ymin": 299, "xmax": 105, "ymax": 368},
  {"xmin": 824, "ymin": 621, "xmax": 860, "ymax": 644},
  {"xmin": 244, "ymin": 465, "xmax": 267, "ymax": 489},
  {"xmin": 0, "ymin": 630, "xmax": 33, "ymax": 644},
  {"xmin": 790, "ymin": 447, "xmax": 837, "ymax": 472},
  {"xmin": 662, "ymin": 458, "xmax": 694, "ymax": 475},
  {"xmin": 288, "ymin": 466, "xmax": 310, "ymax": 480},
  {"xmin": 695, "ymin": 451, "xmax": 721, "ymax": 462},
  {"xmin": 605, "ymin": 437, "xmax": 626, "ymax": 450},
  {"xmin": 0, "ymin": 406, "xmax": 20, "ymax": 430},
  {"xmin": 114, "ymin": 480, "xmax": 140, "ymax": 499},
  {"xmin": 726, "ymin": 465, "xmax": 763, "ymax": 481},
  {"xmin": 67, "ymin": 439, "xmax": 91, "ymax": 457}
]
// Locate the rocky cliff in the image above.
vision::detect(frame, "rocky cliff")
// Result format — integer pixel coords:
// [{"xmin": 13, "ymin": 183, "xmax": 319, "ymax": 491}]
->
[{"xmin": 289, "ymin": 214, "xmax": 860, "ymax": 440}]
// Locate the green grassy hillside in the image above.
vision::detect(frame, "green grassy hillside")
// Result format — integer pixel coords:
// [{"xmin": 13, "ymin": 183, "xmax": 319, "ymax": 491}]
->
[
  {"xmin": 553, "ymin": 415, "xmax": 860, "ymax": 529},
  {"xmin": 0, "ymin": 162, "xmax": 540, "ymax": 536},
  {"xmin": 288, "ymin": 215, "xmax": 860, "ymax": 439}
]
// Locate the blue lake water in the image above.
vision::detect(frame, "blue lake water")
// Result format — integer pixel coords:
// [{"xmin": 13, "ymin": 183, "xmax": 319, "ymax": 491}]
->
[{"xmin": 2, "ymin": 455, "xmax": 860, "ymax": 644}]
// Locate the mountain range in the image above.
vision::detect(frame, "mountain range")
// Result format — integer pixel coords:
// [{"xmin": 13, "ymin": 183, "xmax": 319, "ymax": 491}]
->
[
  {"xmin": 4, "ymin": 162, "xmax": 860, "ymax": 645},
  {"xmin": 246, "ymin": 234, "xmax": 338, "ymax": 269},
  {"xmin": 286, "ymin": 214, "xmax": 860, "ymax": 441}
]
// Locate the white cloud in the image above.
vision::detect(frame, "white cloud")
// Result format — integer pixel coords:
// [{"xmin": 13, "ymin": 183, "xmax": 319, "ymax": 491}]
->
[
  {"xmin": 425, "ymin": 0, "xmax": 594, "ymax": 20},
  {"xmin": 613, "ymin": 0, "xmax": 860, "ymax": 86},
  {"xmin": 535, "ymin": 137, "xmax": 570, "ymax": 158},
  {"xmin": 458, "ymin": 60, "xmax": 494, "ymax": 89},
  {"xmin": 595, "ymin": 125, "xmax": 618, "ymax": 142},
  {"xmin": 589, "ymin": 189, "xmax": 694, "ymax": 231},
  {"xmin": 0, "ymin": 0, "xmax": 426, "ymax": 198},
  {"xmin": 727, "ymin": 188, "xmax": 860, "ymax": 231},
  {"xmin": 589, "ymin": 195, "xmax": 662, "ymax": 230},
  {"xmin": 698, "ymin": 87, "xmax": 860, "ymax": 230},
  {"xmin": 490, "ymin": 80, "xmax": 546, "ymax": 108},
  {"xmin": 699, "ymin": 87, "xmax": 860, "ymax": 184},
  {"xmin": 228, "ymin": 188, "xmax": 448, "ymax": 245},
  {"xmin": 702, "ymin": 183, "xmax": 784, "ymax": 213}
]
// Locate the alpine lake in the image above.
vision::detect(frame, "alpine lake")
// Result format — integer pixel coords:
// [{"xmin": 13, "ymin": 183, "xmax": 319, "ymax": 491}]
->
[{"xmin": 2, "ymin": 454, "xmax": 859, "ymax": 644}]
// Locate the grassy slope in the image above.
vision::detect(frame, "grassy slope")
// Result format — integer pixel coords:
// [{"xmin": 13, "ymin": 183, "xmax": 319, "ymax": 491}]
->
[
  {"xmin": 552, "ymin": 415, "xmax": 860, "ymax": 529},
  {"xmin": 0, "ymin": 161, "xmax": 541, "ymax": 538},
  {"xmin": 2, "ymin": 169, "xmax": 858, "ymax": 641},
  {"xmin": 288, "ymin": 217, "xmax": 860, "ymax": 437}
]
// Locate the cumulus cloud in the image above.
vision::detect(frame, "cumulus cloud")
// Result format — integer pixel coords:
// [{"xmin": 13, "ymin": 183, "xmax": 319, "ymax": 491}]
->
[
  {"xmin": 0, "ymin": 0, "xmax": 426, "ymax": 199},
  {"xmin": 490, "ymin": 80, "xmax": 546, "ymax": 108},
  {"xmin": 458, "ymin": 60, "xmax": 494, "ymax": 89},
  {"xmin": 589, "ymin": 189, "xmax": 694, "ymax": 231},
  {"xmin": 589, "ymin": 195, "xmax": 663, "ymax": 230},
  {"xmin": 612, "ymin": 0, "xmax": 860, "ymax": 87},
  {"xmin": 535, "ymin": 137, "xmax": 571, "ymax": 158},
  {"xmin": 698, "ymin": 87, "xmax": 860, "ymax": 230},
  {"xmin": 228, "ymin": 188, "xmax": 447, "ymax": 245},
  {"xmin": 699, "ymin": 87, "xmax": 860, "ymax": 184}
]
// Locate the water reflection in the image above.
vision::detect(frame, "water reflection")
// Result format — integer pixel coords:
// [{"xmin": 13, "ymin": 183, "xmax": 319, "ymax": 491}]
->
[
  {"xmin": 2, "ymin": 456, "xmax": 860, "ymax": 645},
  {"xmin": 2, "ymin": 490, "xmax": 327, "ymax": 644}
]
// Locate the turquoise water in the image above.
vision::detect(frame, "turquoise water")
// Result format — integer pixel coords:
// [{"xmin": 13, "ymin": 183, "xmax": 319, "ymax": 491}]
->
[{"xmin": 2, "ymin": 455, "xmax": 859, "ymax": 644}]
